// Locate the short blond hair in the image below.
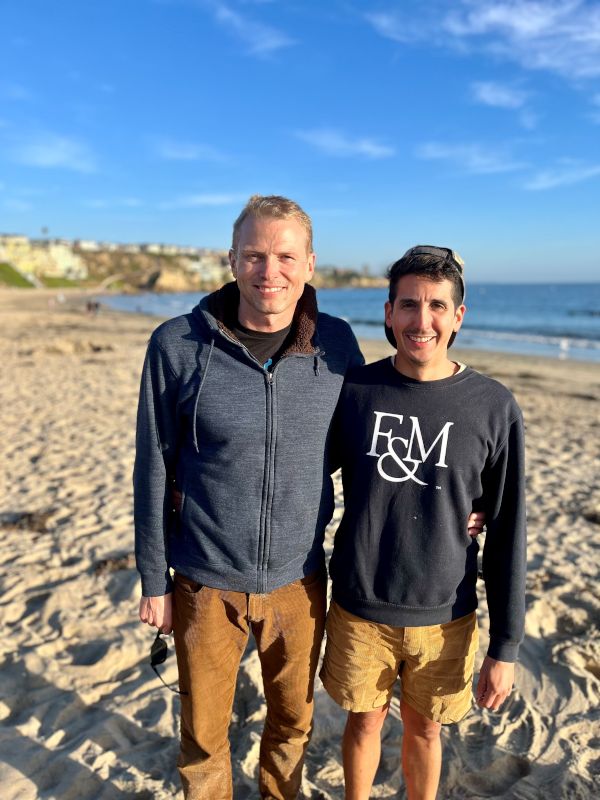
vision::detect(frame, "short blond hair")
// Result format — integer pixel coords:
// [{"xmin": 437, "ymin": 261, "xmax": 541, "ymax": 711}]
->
[{"xmin": 231, "ymin": 195, "xmax": 313, "ymax": 253}]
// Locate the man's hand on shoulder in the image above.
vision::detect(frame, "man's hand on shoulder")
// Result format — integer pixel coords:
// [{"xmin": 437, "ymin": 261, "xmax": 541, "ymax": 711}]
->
[
  {"xmin": 139, "ymin": 593, "xmax": 173, "ymax": 634},
  {"xmin": 475, "ymin": 655, "xmax": 514, "ymax": 711},
  {"xmin": 467, "ymin": 510, "xmax": 485, "ymax": 537}
]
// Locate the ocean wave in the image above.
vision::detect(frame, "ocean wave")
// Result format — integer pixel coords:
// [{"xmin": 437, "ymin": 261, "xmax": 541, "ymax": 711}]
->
[
  {"xmin": 460, "ymin": 328, "xmax": 600, "ymax": 352},
  {"xmin": 343, "ymin": 318, "xmax": 600, "ymax": 345}
]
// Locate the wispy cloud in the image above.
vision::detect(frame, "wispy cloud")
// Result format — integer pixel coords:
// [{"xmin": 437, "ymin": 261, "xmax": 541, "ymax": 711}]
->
[
  {"xmin": 471, "ymin": 80, "xmax": 537, "ymax": 128},
  {"xmin": 11, "ymin": 133, "xmax": 96, "ymax": 173},
  {"xmin": 159, "ymin": 192, "xmax": 248, "ymax": 210},
  {"xmin": 367, "ymin": 1, "xmax": 600, "ymax": 80},
  {"xmin": 153, "ymin": 137, "xmax": 229, "ymax": 162},
  {"xmin": 296, "ymin": 128, "xmax": 395, "ymax": 159},
  {"xmin": 416, "ymin": 141, "xmax": 527, "ymax": 174},
  {"xmin": 524, "ymin": 160, "xmax": 600, "ymax": 189},
  {"xmin": 471, "ymin": 80, "xmax": 527, "ymax": 109},
  {"xmin": 85, "ymin": 197, "xmax": 143, "ymax": 209},
  {"xmin": 210, "ymin": 1, "xmax": 294, "ymax": 56}
]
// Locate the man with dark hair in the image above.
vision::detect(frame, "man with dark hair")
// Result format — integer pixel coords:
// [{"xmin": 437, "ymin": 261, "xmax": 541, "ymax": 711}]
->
[
  {"xmin": 133, "ymin": 195, "xmax": 364, "ymax": 800},
  {"xmin": 321, "ymin": 246, "xmax": 526, "ymax": 800}
]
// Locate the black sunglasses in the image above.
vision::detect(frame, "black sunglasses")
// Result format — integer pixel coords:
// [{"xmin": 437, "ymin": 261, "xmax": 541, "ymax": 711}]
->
[
  {"xmin": 402, "ymin": 245, "xmax": 465, "ymax": 275},
  {"xmin": 150, "ymin": 630, "xmax": 188, "ymax": 694}
]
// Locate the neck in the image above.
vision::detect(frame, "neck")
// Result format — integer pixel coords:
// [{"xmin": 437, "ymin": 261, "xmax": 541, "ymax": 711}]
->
[
  {"xmin": 393, "ymin": 355, "xmax": 459, "ymax": 381},
  {"xmin": 237, "ymin": 310, "xmax": 295, "ymax": 333}
]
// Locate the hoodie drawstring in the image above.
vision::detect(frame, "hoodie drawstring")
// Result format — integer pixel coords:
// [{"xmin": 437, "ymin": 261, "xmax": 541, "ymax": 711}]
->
[
  {"xmin": 313, "ymin": 355, "xmax": 320, "ymax": 376},
  {"xmin": 192, "ymin": 336, "xmax": 215, "ymax": 453}
]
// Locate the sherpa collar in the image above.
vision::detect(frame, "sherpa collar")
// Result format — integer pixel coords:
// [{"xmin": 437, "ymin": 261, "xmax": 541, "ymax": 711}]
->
[{"xmin": 207, "ymin": 281, "xmax": 319, "ymax": 356}]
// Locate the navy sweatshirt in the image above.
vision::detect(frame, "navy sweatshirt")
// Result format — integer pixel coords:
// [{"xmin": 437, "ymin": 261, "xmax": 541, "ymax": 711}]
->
[{"xmin": 329, "ymin": 358, "xmax": 527, "ymax": 663}]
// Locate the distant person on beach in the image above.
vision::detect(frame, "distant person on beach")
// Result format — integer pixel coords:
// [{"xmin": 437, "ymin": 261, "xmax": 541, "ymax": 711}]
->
[
  {"xmin": 320, "ymin": 246, "xmax": 526, "ymax": 800},
  {"xmin": 133, "ymin": 194, "xmax": 365, "ymax": 800}
]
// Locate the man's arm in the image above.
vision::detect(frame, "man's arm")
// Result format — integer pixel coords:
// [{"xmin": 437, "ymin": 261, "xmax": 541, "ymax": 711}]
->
[
  {"xmin": 481, "ymin": 410, "xmax": 527, "ymax": 665},
  {"xmin": 134, "ymin": 335, "xmax": 180, "ymax": 605}
]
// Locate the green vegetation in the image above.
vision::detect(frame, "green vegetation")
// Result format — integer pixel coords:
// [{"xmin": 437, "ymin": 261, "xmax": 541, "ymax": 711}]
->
[
  {"xmin": 0, "ymin": 262, "xmax": 34, "ymax": 288},
  {"xmin": 41, "ymin": 276, "xmax": 82, "ymax": 288}
]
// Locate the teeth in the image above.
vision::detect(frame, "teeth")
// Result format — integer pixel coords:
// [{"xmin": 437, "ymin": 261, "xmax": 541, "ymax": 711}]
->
[
  {"xmin": 258, "ymin": 287, "xmax": 284, "ymax": 293},
  {"xmin": 407, "ymin": 335, "xmax": 434, "ymax": 343}
]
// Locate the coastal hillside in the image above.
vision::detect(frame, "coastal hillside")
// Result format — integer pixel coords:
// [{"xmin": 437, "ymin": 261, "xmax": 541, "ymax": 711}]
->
[{"xmin": 0, "ymin": 234, "xmax": 385, "ymax": 292}]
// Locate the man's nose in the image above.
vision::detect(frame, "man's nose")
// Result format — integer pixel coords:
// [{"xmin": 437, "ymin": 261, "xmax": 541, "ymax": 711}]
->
[
  {"xmin": 257, "ymin": 254, "xmax": 279, "ymax": 279},
  {"xmin": 414, "ymin": 304, "xmax": 432, "ymax": 330}
]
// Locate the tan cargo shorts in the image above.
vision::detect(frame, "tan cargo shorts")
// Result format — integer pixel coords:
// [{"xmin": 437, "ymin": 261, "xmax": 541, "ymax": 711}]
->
[{"xmin": 320, "ymin": 601, "xmax": 478, "ymax": 724}]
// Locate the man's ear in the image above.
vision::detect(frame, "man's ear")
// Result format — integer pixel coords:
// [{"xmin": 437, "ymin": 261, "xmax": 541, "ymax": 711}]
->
[
  {"xmin": 453, "ymin": 303, "xmax": 466, "ymax": 332},
  {"xmin": 229, "ymin": 248, "xmax": 236, "ymax": 277},
  {"xmin": 305, "ymin": 252, "xmax": 316, "ymax": 283}
]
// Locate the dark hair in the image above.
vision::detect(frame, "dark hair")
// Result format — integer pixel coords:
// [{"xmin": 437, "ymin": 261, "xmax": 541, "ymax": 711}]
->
[
  {"xmin": 388, "ymin": 254, "xmax": 464, "ymax": 307},
  {"xmin": 385, "ymin": 249, "xmax": 465, "ymax": 349}
]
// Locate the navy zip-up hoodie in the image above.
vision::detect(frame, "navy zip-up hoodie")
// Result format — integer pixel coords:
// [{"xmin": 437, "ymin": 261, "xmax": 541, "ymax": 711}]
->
[{"xmin": 134, "ymin": 282, "xmax": 363, "ymax": 597}]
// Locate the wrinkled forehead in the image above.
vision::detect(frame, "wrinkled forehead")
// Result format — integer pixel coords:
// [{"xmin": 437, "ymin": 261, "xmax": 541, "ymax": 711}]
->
[{"xmin": 237, "ymin": 214, "xmax": 312, "ymax": 254}]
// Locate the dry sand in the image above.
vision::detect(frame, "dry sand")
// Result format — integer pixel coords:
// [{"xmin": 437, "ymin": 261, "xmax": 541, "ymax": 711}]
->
[{"xmin": 0, "ymin": 288, "xmax": 599, "ymax": 799}]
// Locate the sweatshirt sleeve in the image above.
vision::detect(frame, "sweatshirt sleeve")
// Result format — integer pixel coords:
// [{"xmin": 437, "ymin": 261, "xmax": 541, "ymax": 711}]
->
[
  {"xmin": 133, "ymin": 336, "xmax": 180, "ymax": 597},
  {"xmin": 481, "ymin": 410, "xmax": 527, "ymax": 662},
  {"xmin": 348, "ymin": 328, "xmax": 365, "ymax": 370}
]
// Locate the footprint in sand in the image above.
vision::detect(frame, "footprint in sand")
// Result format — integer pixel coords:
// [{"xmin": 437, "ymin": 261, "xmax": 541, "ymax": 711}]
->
[{"xmin": 459, "ymin": 752, "xmax": 531, "ymax": 796}]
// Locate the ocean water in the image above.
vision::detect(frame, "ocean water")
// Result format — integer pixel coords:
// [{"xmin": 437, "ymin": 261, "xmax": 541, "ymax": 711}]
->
[{"xmin": 101, "ymin": 283, "xmax": 600, "ymax": 363}]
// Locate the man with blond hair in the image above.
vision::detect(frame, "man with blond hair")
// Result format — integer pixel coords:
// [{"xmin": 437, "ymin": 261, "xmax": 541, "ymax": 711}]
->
[{"xmin": 134, "ymin": 195, "xmax": 364, "ymax": 799}]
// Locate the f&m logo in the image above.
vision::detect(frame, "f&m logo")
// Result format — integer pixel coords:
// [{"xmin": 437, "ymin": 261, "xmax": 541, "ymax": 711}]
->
[{"xmin": 367, "ymin": 412, "xmax": 454, "ymax": 486}]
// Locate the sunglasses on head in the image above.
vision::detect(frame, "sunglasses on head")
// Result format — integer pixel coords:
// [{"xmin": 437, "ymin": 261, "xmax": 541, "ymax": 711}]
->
[
  {"xmin": 150, "ymin": 630, "xmax": 188, "ymax": 694},
  {"xmin": 402, "ymin": 245, "xmax": 465, "ymax": 274}
]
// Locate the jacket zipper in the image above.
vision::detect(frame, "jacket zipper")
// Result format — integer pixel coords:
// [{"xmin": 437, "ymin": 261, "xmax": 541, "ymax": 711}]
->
[{"xmin": 216, "ymin": 326, "xmax": 323, "ymax": 594}]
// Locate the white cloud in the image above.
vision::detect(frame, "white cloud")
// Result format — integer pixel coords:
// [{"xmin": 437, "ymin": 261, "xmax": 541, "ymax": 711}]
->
[
  {"xmin": 12, "ymin": 133, "xmax": 96, "ymax": 173},
  {"xmin": 85, "ymin": 197, "xmax": 143, "ymax": 209},
  {"xmin": 524, "ymin": 160, "xmax": 600, "ymax": 189},
  {"xmin": 159, "ymin": 192, "xmax": 248, "ymax": 209},
  {"xmin": 471, "ymin": 81, "xmax": 527, "ymax": 108},
  {"xmin": 367, "ymin": 1, "xmax": 600, "ymax": 80},
  {"xmin": 154, "ymin": 138, "xmax": 228, "ymax": 162},
  {"xmin": 416, "ymin": 141, "xmax": 527, "ymax": 173},
  {"xmin": 296, "ymin": 128, "xmax": 395, "ymax": 159},
  {"xmin": 211, "ymin": 1, "xmax": 294, "ymax": 56}
]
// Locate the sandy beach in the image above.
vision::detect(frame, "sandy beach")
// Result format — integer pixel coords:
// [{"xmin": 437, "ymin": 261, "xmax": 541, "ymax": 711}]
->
[{"xmin": 1, "ymin": 288, "xmax": 598, "ymax": 799}]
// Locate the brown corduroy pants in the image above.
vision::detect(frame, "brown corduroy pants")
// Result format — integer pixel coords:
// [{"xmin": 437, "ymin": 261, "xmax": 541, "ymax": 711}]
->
[{"xmin": 172, "ymin": 570, "xmax": 327, "ymax": 800}]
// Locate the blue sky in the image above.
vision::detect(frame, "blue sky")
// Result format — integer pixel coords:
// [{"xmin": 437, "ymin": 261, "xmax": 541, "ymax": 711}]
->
[{"xmin": 1, "ymin": 0, "xmax": 600, "ymax": 281}]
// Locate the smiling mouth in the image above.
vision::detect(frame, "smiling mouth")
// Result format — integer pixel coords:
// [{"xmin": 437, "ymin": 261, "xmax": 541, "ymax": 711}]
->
[
  {"xmin": 255, "ymin": 286, "xmax": 285, "ymax": 294},
  {"xmin": 406, "ymin": 333, "xmax": 435, "ymax": 343}
]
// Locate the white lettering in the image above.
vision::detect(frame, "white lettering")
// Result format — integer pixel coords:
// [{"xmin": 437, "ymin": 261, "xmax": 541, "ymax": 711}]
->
[
  {"xmin": 407, "ymin": 417, "xmax": 453, "ymax": 467},
  {"xmin": 367, "ymin": 411, "xmax": 454, "ymax": 485}
]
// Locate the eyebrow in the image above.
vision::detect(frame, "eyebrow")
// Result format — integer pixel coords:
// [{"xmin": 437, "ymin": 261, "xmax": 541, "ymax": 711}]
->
[{"xmin": 397, "ymin": 295, "xmax": 448, "ymax": 303}]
